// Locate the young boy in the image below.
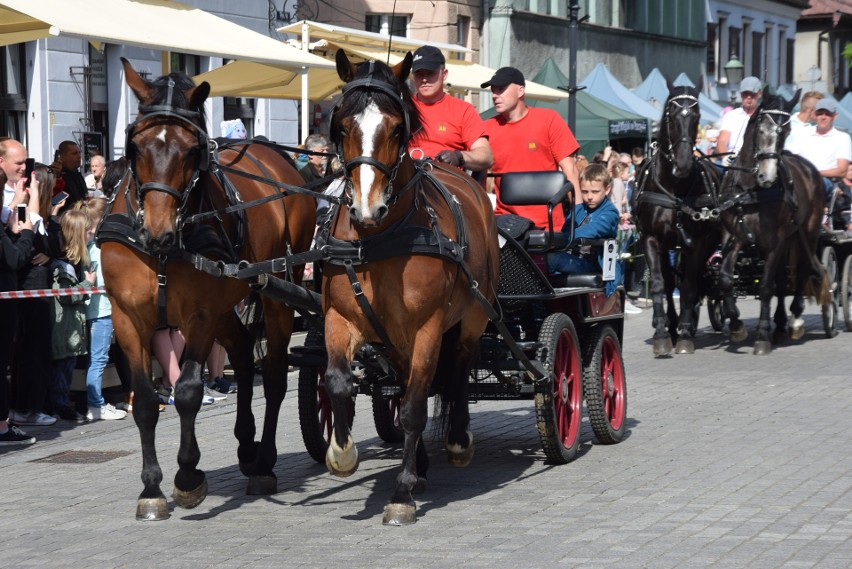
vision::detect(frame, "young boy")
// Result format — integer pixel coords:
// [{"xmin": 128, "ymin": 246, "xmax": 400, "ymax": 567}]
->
[{"xmin": 547, "ymin": 163, "xmax": 619, "ymax": 277}]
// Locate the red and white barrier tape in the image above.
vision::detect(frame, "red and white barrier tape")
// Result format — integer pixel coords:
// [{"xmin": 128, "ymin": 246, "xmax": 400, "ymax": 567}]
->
[{"xmin": 0, "ymin": 286, "xmax": 107, "ymax": 299}]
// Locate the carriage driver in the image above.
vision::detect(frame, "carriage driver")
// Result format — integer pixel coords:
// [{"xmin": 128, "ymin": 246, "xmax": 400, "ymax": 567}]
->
[
  {"xmin": 716, "ymin": 76, "xmax": 763, "ymax": 166},
  {"xmin": 482, "ymin": 66, "xmax": 582, "ymax": 228},
  {"xmin": 785, "ymin": 99, "xmax": 852, "ymax": 202},
  {"xmin": 408, "ymin": 46, "xmax": 494, "ymax": 172}
]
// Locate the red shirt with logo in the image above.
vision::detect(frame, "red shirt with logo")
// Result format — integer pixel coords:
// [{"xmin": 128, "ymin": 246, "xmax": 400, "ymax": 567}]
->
[
  {"xmin": 485, "ymin": 107, "xmax": 579, "ymax": 228},
  {"xmin": 409, "ymin": 94, "xmax": 488, "ymax": 160}
]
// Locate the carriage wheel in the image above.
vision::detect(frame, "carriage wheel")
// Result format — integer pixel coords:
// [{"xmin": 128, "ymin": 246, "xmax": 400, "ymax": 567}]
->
[
  {"xmin": 582, "ymin": 325, "xmax": 627, "ymax": 444},
  {"xmin": 372, "ymin": 395, "xmax": 404, "ymax": 443},
  {"xmin": 707, "ymin": 297, "xmax": 727, "ymax": 332},
  {"xmin": 297, "ymin": 329, "xmax": 354, "ymax": 463},
  {"xmin": 841, "ymin": 255, "xmax": 852, "ymax": 332},
  {"xmin": 821, "ymin": 246, "xmax": 839, "ymax": 338},
  {"xmin": 534, "ymin": 313, "xmax": 583, "ymax": 464}
]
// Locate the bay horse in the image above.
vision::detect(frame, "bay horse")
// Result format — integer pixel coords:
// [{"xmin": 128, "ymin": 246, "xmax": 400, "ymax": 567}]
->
[
  {"xmin": 101, "ymin": 59, "xmax": 315, "ymax": 520},
  {"xmin": 716, "ymin": 91, "xmax": 830, "ymax": 354},
  {"xmin": 318, "ymin": 51, "xmax": 499, "ymax": 525},
  {"xmin": 632, "ymin": 79, "xmax": 722, "ymax": 355}
]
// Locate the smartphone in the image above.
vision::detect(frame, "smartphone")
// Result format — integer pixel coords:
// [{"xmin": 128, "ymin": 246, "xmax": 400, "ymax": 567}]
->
[
  {"xmin": 16, "ymin": 204, "xmax": 27, "ymax": 223},
  {"xmin": 51, "ymin": 191, "xmax": 69, "ymax": 206},
  {"xmin": 54, "ymin": 149, "xmax": 60, "ymax": 162},
  {"xmin": 23, "ymin": 158, "xmax": 35, "ymax": 188},
  {"xmin": 88, "ymin": 261, "xmax": 98, "ymax": 272}
]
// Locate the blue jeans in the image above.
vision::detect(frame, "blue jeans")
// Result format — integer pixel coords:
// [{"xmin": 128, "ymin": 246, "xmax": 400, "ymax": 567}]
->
[
  {"xmin": 49, "ymin": 357, "xmax": 76, "ymax": 411},
  {"xmin": 547, "ymin": 252, "xmax": 599, "ymax": 274},
  {"xmin": 822, "ymin": 177, "xmax": 835, "ymax": 201},
  {"xmin": 86, "ymin": 316, "xmax": 113, "ymax": 409}
]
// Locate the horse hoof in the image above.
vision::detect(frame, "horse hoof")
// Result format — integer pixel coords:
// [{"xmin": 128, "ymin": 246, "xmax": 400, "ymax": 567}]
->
[
  {"xmin": 788, "ymin": 318, "xmax": 805, "ymax": 341},
  {"xmin": 447, "ymin": 431, "xmax": 475, "ymax": 467},
  {"xmin": 246, "ymin": 475, "xmax": 277, "ymax": 496},
  {"xmin": 730, "ymin": 325, "xmax": 748, "ymax": 343},
  {"xmin": 136, "ymin": 497, "xmax": 170, "ymax": 521},
  {"xmin": 412, "ymin": 477, "xmax": 428, "ymax": 494},
  {"xmin": 753, "ymin": 341, "xmax": 772, "ymax": 355},
  {"xmin": 382, "ymin": 502, "xmax": 417, "ymax": 526},
  {"xmin": 325, "ymin": 435, "xmax": 359, "ymax": 477},
  {"xmin": 674, "ymin": 338, "xmax": 695, "ymax": 354},
  {"xmin": 653, "ymin": 337, "xmax": 673, "ymax": 356},
  {"xmin": 172, "ymin": 477, "xmax": 208, "ymax": 510}
]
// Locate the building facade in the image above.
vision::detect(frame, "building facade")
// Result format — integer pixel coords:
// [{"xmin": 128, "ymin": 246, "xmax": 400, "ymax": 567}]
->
[
  {"xmin": 796, "ymin": 0, "xmax": 852, "ymax": 97},
  {"xmin": 0, "ymin": 0, "xmax": 302, "ymax": 167}
]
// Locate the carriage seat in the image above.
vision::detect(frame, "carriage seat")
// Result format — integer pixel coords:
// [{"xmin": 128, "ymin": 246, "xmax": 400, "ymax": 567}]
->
[{"xmin": 498, "ymin": 171, "xmax": 574, "ymax": 253}]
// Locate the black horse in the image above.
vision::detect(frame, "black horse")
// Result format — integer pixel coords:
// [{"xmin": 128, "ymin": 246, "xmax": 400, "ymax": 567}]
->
[
  {"xmin": 716, "ymin": 91, "xmax": 830, "ymax": 355},
  {"xmin": 632, "ymin": 79, "xmax": 722, "ymax": 355}
]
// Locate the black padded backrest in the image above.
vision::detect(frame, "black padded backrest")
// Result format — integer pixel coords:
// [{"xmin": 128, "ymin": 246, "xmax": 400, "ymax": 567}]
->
[{"xmin": 499, "ymin": 171, "xmax": 569, "ymax": 205}]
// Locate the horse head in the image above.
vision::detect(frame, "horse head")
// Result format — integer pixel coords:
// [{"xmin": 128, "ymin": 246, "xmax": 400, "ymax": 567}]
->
[
  {"xmin": 660, "ymin": 77, "xmax": 703, "ymax": 178},
  {"xmin": 122, "ymin": 58, "xmax": 211, "ymax": 254},
  {"xmin": 331, "ymin": 49, "xmax": 421, "ymax": 227},
  {"xmin": 753, "ymin": 90, "xmax": 800, "ymax": 188}
]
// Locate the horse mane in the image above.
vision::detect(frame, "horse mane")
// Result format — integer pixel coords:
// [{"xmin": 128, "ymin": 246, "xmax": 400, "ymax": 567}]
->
[
  {"xmin": 145, "ymin": 72, "xmax": 208, "ymax": 132},
  {"xmin": 331, "ymin": 59, "xmax": 422, "ymax": 143}
]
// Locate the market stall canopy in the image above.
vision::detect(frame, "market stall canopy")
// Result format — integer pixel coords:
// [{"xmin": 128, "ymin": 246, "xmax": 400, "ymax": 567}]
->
[
  {"xmin": 579, "ymin": 63, "xmax": 661, "ymax": 123},
  {"xmin": 0, "ymin": 0, "xmax": 334, "ymax": 69},
  {"xmin": 526, "ymin": 58, "xmax": 650, "ymax": 155}
]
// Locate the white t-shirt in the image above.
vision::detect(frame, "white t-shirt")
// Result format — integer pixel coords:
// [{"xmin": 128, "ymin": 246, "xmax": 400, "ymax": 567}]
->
[
  {"xmin": 787, "ymin": 127, "xmax": 852, "ymax": 173},
  {"xmin": 784, "ymin": 114, "xmax": 814, "ymax": 152},
  {"xmin": 719, "ymin": 107, "xmax": 751, "ymax": 155}
]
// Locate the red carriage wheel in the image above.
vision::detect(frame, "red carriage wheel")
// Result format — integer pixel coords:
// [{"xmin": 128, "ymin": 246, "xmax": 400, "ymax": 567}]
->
[
  {"xmin": 582, "ymin": 325, "xmax": 627, "ymax": 444},
  {"xmin": 298, "ymin": 329, "xmax": 354, "ymax": 463},
  {"xmin": 372, "ymin": 395, "xmax": 404, "ymax": 443},
  {"xmin": 534, "ymin": 313, "xmax": 583, "ymax": 464}
]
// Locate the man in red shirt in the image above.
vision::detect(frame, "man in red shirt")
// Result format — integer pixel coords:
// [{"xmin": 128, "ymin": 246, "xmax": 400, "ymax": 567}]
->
[
  {"xmin": 408, "ymin": 45, "xmax": 493, "ymax": 172},
  {"xmin": 483, "ymin": 67, "xmax": 581, "ymax": 228}
]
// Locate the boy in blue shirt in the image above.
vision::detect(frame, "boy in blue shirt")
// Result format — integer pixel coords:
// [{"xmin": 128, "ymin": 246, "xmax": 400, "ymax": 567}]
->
[{"xmin": 547, "ymin": 163, "xmax": 620, "ymax": 280}]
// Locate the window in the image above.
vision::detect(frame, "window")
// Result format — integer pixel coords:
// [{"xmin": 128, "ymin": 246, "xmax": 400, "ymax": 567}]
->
[
  {"xmin": 751, "ymin": 31, "xmax": 764, "ymax": 79},
  {"xmin": 224, "ymin": 97, "xmax": 254, "ymax": 139},
  {"xmin": 785, "ymin": 38, "xmax": 795, "ymax": 85},
  {"xmin": 728, "ymin": 27, "xmax": 741, "ymax": 63},
  {"xmin": 365, "ymin": 14, "xmax": 408, "ymax": 37},
  {"xmin": 0, "ymin": 44, "xmax": 27, "ymax": 142},
  {"xmin": 457, "ymin": 16, "xmax": 470, "ymax": 50},
  {"xmin": 170, "ymin": 52, "xmax": 201, "ymax": 76},
  {"xmin": 707, "ymin": 23, "xmax": 718, "ymax": 77}
]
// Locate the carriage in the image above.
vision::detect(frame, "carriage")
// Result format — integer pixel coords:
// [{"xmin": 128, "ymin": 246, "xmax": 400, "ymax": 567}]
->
[
  {"xmin": 703, "ymin": 225, "xmax": 852, "ymax": 336},
  {"xmin": 104, "ymin": 52, "xmax": 629, "ymax": 525},
  {"xmin": 290, "ymin": 170, "xmax": 628, "ymax": 468}
]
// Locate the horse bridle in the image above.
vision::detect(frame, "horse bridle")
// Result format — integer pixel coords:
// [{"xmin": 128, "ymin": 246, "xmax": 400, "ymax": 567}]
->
[
  {"xmin": 331, "ymin": 65, "xmax": 412, "ymax": 204},
  {"xmin": 661, "ymin": 93, "xmax": 700, "ymax": 162},
  {"xmin": 124, "ymin": 79, "xmax": 213, "ymax": 227},
  {"xmin": 752, "ymin": 108, "xmax": 792, "ymax": 163}
]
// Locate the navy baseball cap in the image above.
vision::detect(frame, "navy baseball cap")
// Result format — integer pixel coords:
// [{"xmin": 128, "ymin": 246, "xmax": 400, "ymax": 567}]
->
[
  {"xmin": 481, "ymin": 67, "xmax": 525, "ymax": 88},
  {"xmin": 412, "ymin": 46, "xmax": 445, "ymax": 72}
]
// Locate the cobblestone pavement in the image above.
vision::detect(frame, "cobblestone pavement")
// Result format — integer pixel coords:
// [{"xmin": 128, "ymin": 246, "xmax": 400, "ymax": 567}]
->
[{"xmin": 2, "ymin": 297, "xmax": 851, "ymax": 569}]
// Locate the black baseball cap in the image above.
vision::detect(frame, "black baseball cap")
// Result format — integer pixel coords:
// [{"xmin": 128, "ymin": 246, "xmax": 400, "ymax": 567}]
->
[
  {"xmin": 481, "ymin": 67, "xmax": 525, "ymax": 88},
  {"xmin": 412, "ymin": 46, "xmax": 445, "ymax": 72}
]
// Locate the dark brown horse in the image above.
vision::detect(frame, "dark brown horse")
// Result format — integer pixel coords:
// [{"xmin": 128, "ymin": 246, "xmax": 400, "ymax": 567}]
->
[
  {"xmin": 717, "ymin": 91, "xmax": 830, "ymax": 354},
  {"xmin": 632, "ymin": 79, "xmax": 722, "ymax": 355},
  {"xmin": 101, "ymin": 59, "xmax": 315, "ymax": 520},
  {"xmin": 319, "ymin": 51, "xmax": 499, "ymax": 525}
]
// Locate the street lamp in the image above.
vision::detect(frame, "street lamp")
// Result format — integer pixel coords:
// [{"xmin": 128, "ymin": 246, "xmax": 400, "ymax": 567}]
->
[{"xmin": 724, "ymin": 53, "xmax": 745, "ymax": 105}]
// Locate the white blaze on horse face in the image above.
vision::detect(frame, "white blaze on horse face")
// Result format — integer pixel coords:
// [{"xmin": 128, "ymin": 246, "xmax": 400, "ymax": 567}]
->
[
  {"xmin": 353, "ymin": 100, "xmax": 385, "ymax": 217},
  {"xmin": 156, "ymin": 128, "xmax": 167, "ymax": 143}
]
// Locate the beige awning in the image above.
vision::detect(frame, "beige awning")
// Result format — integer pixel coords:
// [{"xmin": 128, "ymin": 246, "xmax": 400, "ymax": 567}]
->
[
  {"xmin": 0, "ymin": 0, "xmax": 334, "ymax": 69},
  {"xmin": 195, "ymin": 42, "xmax": 568, "ymax": 103},
  {"xmin": 276, "ymin": 20, "xmax": 473, "ymax": 57}
]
